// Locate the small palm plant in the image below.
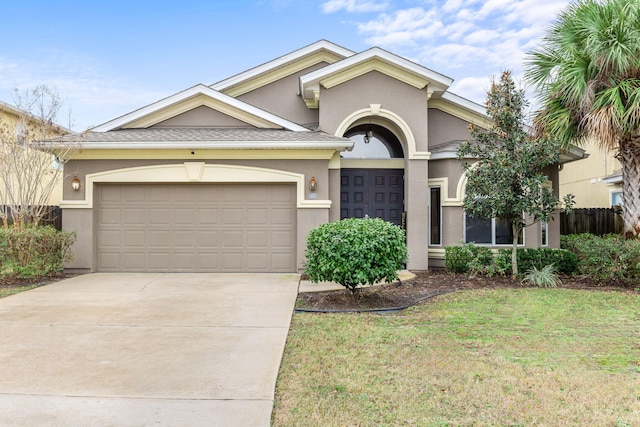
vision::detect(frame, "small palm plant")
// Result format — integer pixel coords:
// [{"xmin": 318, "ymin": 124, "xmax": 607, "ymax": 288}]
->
[{"xmin": 521, "ymin": 264, "xmax": 562, "ymax": 288}]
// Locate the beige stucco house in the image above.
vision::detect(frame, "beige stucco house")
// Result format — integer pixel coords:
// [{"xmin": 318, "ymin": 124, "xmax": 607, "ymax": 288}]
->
[
  {"xmin": 55, "ymin": 40, "xmax": 580, "ymax": 273},
  {"xmin": 559, "ymin": 138, "xmax": 622, "ymax": 208},
  {"xmin": 0, "ymin": 100, "xmax": 69, "ymax": 207}
]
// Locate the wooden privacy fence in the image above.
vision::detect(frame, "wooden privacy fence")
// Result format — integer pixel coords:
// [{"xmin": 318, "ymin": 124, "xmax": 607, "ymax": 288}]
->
[
  {"xmin": 560, "ymin": 208, "xmax": 623, "ymax": 236},
  {"xmin": 1, "ymin": 206, "xmax": 62, "ymax": 231}
]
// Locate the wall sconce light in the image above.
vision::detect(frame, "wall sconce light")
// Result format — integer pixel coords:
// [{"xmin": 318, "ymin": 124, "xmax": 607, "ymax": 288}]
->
[
  {"xmin": 308, "ymin": 176, "xmax": 317, "ymax": 192},
  {"xmin": 71, "ymin": 176, "xmax": 81, "ymax": 191},
  {"xmin": 364, "ymin": 129, "xmax": 374, "ymax": 144}
]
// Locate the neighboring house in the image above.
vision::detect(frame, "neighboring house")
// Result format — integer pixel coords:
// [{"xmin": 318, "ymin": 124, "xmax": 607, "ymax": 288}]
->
[
  {"xmin": 54, "ymin": 40, "xmax": 584, "ymax": 273},
  {"xmin": 559, "ymin": 138, "xmax": 622, "ymax": 208},
  {"xmin": 0, "ymin": 100, "xmax": 69, "ymax": 207}
]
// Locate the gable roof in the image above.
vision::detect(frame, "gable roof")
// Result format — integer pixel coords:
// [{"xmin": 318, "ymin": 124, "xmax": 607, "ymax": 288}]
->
[
  {"xmin": 300, "ymin": 47, "xmax": 454, "ymax": 108},
  {"xmin": 212, "ymin": 40, "xmax": 355, "ymax": 97},
  {"xmin": 54, "ymin": 127, "xmax": 351, "ymax": 148},
  {"xmin": 91, "ymin": 84, "xmax": 310, "ymax": 132}
]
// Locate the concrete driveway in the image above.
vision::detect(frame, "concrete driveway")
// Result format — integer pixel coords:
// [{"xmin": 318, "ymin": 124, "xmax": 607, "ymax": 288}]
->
[{"xmin": 0, "ymin": 273, "xmax": 300, "ymax": 426}]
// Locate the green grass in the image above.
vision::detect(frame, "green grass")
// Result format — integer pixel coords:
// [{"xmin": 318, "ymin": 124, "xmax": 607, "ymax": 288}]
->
[{"xmin": 273, "ymin": 288, "xmax": 640, "ymax": 426}]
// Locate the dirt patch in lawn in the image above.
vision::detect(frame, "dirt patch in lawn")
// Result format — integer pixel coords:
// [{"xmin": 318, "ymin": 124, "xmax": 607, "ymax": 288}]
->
[{"xmin": 296, "ymin": 270, "xmax": 636, "ymax": 312}]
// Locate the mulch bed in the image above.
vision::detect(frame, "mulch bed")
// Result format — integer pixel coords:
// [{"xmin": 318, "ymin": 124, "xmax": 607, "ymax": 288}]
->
[
  {"xmin": 296, "ymin": 270, "xmax": 637, "ymax": 312},
  {"xmin": 0, "ymin": 272, "xmax": 79, "ymax": 290}
]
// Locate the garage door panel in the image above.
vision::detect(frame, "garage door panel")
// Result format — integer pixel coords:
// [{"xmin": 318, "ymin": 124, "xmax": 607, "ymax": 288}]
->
[
  {"xmin": 148, "ymin": 230, "xmax": 170, "ymax": 246},
  {"xmin": 272, "ymin": 208, "xmax": 294, "ymax": 225},
  {"xmin": 196, "ymin": 252, "xmax": 220, "ymax": 268},
  {"xmin": 246, "ymin": 253, "xmax": 269, "ymax": 271},
  {"xmin": 123, "ymin": 208, "xmax": 146, "ymax": 225},
  {"xmin": 222, "ymin": 230, "xmax": 244, "ymax": 247},
  {"xmin": 272, "ymin": 230, "xmax": 294, "ymax": 248},
  {"xmin": 247, "ymin": 231, "xmax": 268, "ymax": 248},
  {"xmin": 99, "ymin": 230, "xmax": 121, "ymax": 247},
  {"xmin": 172, "ymin": 230, "xmax": 198, "ymax": 247},
  {"xmin": 171, "ymin": 252, "xmax": 196, "ymax": 270},
  {"xmin": 222, "ymin": 208, "xmax": 245, "ymax": 225},
  {"xmin": 96, "ymin": 183, "xmax": 295, "ymax": 272},
  {"xmin": 98, "ymin": 252, "xmax": 121, "ymax": 270},
  {"xmin": 247, "ymin": 209, "xmax": 269, "ymax": 225},
  {"xmin": 222, "ymin": 253, "xmax": 244, "ymax": 270},
  {"xmin": 123, "ymin": 187, "xmax": 145, "ymax": 202},
  {"xmin": 123, "ymin": 252, "xmax": 147, "ymax": 270},
  {"xmin": 173, "ymin": 208, "xmax": 196, "ymax": 225},
  {"xmin": 148, "ymin": 208, "xmax": 171, "ymax": 224},
  {"xmin": 99, "ymin": 208, "xmax": 121, "ymax": 225},
  {"xmin": 148, "ymin": 186, "xmax": 170, "ymax": 202},
  {"xmin": 196, "ymin": 231, "xmax": 220, "ymax": 247},
  {"xmin": 197, "ymin": 208, "xmax": 219, "ymax": 224},
  {"xmin": 272, "ymin": 253, "xmax": 295, "ymax": 271},
  {"xmin": 219, "ymin": 187, "xmax": 245, "ymax": 203},
  {"xmin": 124, "ymin": 231, "xmax": 145, "ymax": 247}
]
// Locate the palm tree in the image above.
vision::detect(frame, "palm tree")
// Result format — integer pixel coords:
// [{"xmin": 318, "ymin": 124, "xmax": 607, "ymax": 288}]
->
[{"xmin": 525, "ymin": 0, "xmax": 640, "ymax": 237}]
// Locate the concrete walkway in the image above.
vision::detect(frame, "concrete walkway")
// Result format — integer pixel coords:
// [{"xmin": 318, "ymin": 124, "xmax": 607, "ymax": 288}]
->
[{"xmin": 0, "ymin": 273, "xmax": 300, "ymax": 426}]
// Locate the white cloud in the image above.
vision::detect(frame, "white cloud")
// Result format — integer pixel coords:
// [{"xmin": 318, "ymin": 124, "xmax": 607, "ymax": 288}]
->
[
  {"xmin": 321, "ymin": 0, "xmax": 388, "ymax": 13},
  {"xmin": 348, "ymin": 0, "xmax": 572, "ymax": 90},
  {"xmin": 463, "ymin": 29, "xmax": 500, "ymax": 45},
  {"xmin": 449, "ymin": 76, "xmax": 491, "ymax": 104}
]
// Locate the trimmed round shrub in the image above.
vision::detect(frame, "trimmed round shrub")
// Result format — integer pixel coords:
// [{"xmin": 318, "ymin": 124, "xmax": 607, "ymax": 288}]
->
[{"xmin": 304, "ymin": 218, "xmax": 407, "ymax": 294}]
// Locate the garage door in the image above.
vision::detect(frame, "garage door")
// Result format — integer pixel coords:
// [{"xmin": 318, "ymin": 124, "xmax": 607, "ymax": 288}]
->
[{"xmin": 96, "ymin": 183, "xmax": 296, "ymax": 272}]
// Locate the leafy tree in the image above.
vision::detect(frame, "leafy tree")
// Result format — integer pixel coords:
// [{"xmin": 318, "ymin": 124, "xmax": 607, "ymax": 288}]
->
[
  {"xmin": 525, "ymin": 0, "xmax": 640, "ymax": 238},
  {"xmin": 304, "ymin": 218, "xmax": 407, "ymax": 295},
  {"xmin": 458, "ymin": 71, "xmax": 566, "ymax": 277},
  {"xmin": 0, "ymin": 86, "xmax": 76, "ymax": 229}
]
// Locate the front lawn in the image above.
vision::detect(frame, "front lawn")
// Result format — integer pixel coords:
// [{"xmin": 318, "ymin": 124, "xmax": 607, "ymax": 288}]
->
[{"xmin": 273, "ymin": 288, "xmax": 640, "ymax": 426}]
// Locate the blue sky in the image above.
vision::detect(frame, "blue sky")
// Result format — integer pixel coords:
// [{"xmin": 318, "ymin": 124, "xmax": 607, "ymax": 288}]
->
[{"xmin": 1, "ymin": 0, "xmax": 570, "ymax": 131}]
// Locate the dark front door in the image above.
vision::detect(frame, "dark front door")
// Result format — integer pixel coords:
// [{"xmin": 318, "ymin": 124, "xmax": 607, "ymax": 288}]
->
[{"xmin": 340, "ymin": 169, "xmax": 404, "ymax": 226}]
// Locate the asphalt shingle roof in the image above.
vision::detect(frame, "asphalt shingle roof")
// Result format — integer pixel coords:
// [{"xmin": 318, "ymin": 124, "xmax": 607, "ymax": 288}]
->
[{"xmin": 55, "ymin": 127, "xmax": 349, "ymax": 143}]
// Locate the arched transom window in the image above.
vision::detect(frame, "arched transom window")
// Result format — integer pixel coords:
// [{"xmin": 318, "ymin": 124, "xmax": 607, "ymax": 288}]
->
[{"xmin": 342, "ymin": 125, "xmax": 404, "ymax": 159}]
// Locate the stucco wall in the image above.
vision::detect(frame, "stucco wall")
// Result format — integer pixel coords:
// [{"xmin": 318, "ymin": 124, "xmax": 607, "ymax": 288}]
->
[
  {"xmin": 153, "ymin": 105, "xmax": 252, "ymax": 128},
  {"xmin": 318, "ymin": 70, "xmax": 429, "ymax": 152},
  {"xmin": 427, "ymin": 108, "xmax": 473, "ymax": 148},
  {"xmin": 559, "ymin": 138, "xmax": 621, "ymax": 208},
  {"xmin": 236, "ymin": 63, "xmax": 326, "ymax": 127}
]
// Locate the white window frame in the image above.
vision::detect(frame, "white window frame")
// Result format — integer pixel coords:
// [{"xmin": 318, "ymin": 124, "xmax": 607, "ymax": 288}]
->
[
  {"xmin": 540, "ymin": 221, "xmax": 548, "ymax": 247},
  {"xmin": 429, "ymin": 186, "xmax": 442, "ymax": 246}
]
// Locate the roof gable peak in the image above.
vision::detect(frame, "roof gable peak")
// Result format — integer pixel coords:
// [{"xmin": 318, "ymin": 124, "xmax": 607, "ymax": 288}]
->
[
  {"xmin": 211, "ymin": 40, "xmax": 355, "ymax": 97},
  {"xmin": 92, "ymin": 84, "xmax": 309, "ymax": 132}
]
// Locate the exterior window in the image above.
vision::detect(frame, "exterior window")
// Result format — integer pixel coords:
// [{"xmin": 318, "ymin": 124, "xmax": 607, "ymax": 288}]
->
[
  {"xmin": 465, "ymin": 214, "xmax": 523, "ymax": 245},
  {"xmin": 611, "ymin": 190, "xmax": 623, "ymax": 207},
  {"xmin": 342, "ymin": 125, "xmax": 404, "ymax": 159},
  {"xmin": 541, "ymin": 221, "xmax": 548, "ymax": 246},
  {"xmin": 429, "ymin": 187, "xmax": 441, "ymax": 245}
]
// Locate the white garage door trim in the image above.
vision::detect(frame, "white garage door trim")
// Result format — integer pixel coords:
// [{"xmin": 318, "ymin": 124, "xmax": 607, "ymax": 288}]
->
[
  {"xmin": 60, "ymin": 163, "xmax": 331, "ymax": 209},
  {"xmin": 96, "ymin": 183, "xmax": 296, "ymax": 272}
]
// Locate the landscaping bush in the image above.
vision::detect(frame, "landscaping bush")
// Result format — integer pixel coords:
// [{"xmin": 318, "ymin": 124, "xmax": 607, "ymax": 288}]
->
[
  {"xmin": 445, "ymin": 244, "xmax": 577, "ymax": 277},
  {"xmin": 496, "ymin": 248, "xmax": 578, "ymax": 275},
  {"xmin": 444, "ymin": 245, "xmax": 475, "ymax": 273},
  {"xmin": 304, "ymin": 218, "xmax": 407, "ymax": 294},
  {"xmin": 0, "ymin": 226, "xmax": 75, "ymax": 278},
  {"xmin": 445, "ymin": 243, "xmax": 504, "ymax": 276},
  {"xmin": 521, "ymin": 264, "xmax": 562, "ymax": 288},
  {"xmin": 561, "ymin": 233, "xmax": 640, "ymax": 284}
]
